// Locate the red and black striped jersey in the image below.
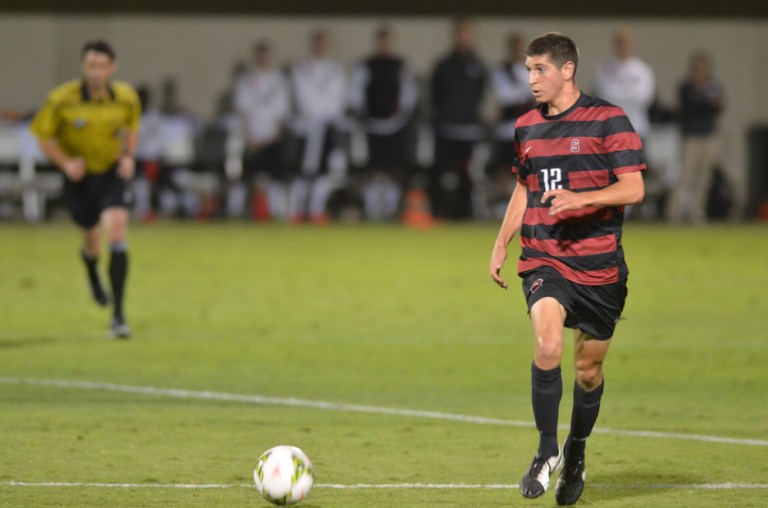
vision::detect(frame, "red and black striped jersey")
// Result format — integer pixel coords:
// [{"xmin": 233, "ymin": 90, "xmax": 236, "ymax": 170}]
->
[{"xmin": 512, "ymin": 93, "xmax": 645, "ymax": 286}]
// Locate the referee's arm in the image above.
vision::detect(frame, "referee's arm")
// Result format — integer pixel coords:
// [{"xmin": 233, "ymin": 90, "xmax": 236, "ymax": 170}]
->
[
  {"xmin": 117, "ymin": 129, "xmax": 139, "ymax": 179},
  {"xmin": 37, "ymin": 138, "xmax": 86, "ymax": 182}
]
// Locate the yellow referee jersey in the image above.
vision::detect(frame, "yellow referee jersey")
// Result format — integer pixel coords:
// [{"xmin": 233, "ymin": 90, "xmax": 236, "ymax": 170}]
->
[{"xmin": 30, "ymin": 79, "xmax": 141, "ymax": 174}]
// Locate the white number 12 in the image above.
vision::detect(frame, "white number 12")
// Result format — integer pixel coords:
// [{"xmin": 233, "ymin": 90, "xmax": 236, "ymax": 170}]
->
[{"xmin": 540, "ymin": 168, "xmax": 562, "ymax": 192}]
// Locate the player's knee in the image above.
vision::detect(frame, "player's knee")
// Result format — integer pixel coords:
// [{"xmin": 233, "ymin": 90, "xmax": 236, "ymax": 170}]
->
[
  {"xmin": 535, "ymin": 335, "xmax": 563, "ymax": 368},
  {"xmin": 575, "ymin": 361, "xmax": 603, "ymax": 391}
]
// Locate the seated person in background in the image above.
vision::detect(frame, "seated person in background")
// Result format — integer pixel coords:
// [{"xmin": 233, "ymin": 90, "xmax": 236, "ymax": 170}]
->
[
  {"xmin": 289, "ymin": 30, "xmax": 349, "ymax": 224},
  {"xmin": 230, "ymin": 41, "xmax": 291, "ymax": 220}
]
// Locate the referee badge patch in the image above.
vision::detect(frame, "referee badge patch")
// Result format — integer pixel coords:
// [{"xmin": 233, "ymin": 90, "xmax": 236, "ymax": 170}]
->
[{"xmin": 530, "ymin": 278, "xmax": 544, "ymax": 294}]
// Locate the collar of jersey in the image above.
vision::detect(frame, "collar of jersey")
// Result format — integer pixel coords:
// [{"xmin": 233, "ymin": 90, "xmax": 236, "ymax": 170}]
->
[{"xmin": 80, "ymin": 80, "xmax": 116, "ymax": 103}]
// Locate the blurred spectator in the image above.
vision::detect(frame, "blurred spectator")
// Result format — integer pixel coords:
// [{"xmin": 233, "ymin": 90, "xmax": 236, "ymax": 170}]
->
[
  {"xmin": 429, "ymin": 18, "xmax": 487, "ymax": 220},
  {"xmin": 348, "ymin": 26, "xmax": 417, "ymax": 221},
  {"xmin": 156, "ymin": 77, "xmax": 205, "ymax": 218},
  {"xmin": 215, "ymin": 60, "xmax": 247, "ymax": 132},
  {"xmin": 133, "ymin": 85, "xmax": 165, "ymax": 222},
  {"xmin": 666, "ymin": 51, "xmax": 725, "ymax": 224},
  {"xmin": 594, "ymin": 27, "xmax": 656, "ymax": 141},
  {"xmin": 289, "ymin": 30, "xmax": 348, "ymax": 223},
  {"xmin": 229, "ymin": 41, "xmax": 291, "ymax": 220},
  {"xmin": 489, "ymin": 33, "xmax": 535, "ymax": 219}
]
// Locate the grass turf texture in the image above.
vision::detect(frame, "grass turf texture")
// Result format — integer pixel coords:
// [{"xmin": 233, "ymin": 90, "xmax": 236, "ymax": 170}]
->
[{"xmin": 0, "ymin": 221, "xmax": 766, "ymax": 507}]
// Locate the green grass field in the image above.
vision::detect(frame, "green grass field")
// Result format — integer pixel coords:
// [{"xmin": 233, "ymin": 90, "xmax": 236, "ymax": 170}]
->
[{"xmin": 1, "ymin": 221, "xmax": 767, "ymax": 507}]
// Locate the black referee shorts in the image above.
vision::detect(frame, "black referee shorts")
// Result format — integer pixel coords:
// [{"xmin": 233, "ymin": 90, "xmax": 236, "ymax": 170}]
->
[
  {"xmin": 521, "ymin": 266, "xmax": 628, "ymax": 340},
  {"xmin": 65, "ymin": 166, "xmax": 133, "ymax": 229}
]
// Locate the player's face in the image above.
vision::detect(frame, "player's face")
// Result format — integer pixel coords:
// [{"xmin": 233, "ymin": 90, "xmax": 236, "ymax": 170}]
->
[
  {"xmin": 525, "ymin": 54, "xmax": 566, "ymax": 104},
  {"xmin": 81, "ymin": 50, "xmax": 116, "ymax": 92}
]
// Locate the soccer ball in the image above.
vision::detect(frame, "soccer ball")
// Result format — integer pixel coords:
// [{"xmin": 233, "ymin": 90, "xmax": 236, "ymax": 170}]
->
[{"xmin": 253, "ymin": 445, "xmax": 314, "ymax": 505}]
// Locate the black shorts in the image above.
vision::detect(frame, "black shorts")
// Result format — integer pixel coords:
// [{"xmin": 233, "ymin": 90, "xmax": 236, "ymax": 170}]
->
[
  {"xmin": 65, "ymin": 166, "xmax": 133, "ymax": 229},
  {"xmin": 243, "ymin": 141, "xmax": 284, "ymax": 181},
  {"xmin": 367, "ymin": 131, "xmax": 406, "ymax": 170},
  {"xmin": 521, "ymin": 266, "xmax": 628, "ymax": 340}
]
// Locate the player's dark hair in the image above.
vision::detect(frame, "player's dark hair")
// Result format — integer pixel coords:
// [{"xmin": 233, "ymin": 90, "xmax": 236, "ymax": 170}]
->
[
  {"xmin": 526, "ymin": 32, "xmax": 579, "ymax": 77},
  {"xmin": 82, "ymin": 39, "xmax": 116, "ymax": 61}
]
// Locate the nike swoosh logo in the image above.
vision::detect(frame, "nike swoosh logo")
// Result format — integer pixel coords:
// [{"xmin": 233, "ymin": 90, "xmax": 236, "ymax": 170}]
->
[{"xmin": 525, "ymin": 146, "xmax": 533, "ymax": 154}]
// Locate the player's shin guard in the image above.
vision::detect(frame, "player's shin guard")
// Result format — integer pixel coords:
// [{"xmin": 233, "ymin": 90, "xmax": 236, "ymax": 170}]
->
[
  {"xmin": 531, "ymin": 363, "xmax": 562, "ymax": 458},
  {"xmin": 109, "ymin": 242, "xmax": 129, "ymax": 320},
  {"xmin": 566, "ymin": 380, "xmax": 604, "ymax": 458}
]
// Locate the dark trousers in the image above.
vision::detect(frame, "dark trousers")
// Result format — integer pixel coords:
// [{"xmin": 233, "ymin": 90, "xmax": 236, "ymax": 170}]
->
[{"xmin": 429, "ymin": 137, "xmax": 475, "ymax": 219}]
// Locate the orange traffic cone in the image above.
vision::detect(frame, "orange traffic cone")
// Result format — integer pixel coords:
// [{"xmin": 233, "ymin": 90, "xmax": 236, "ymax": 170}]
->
[
  {"xmin": 756, "ymin": 202, "xmax": 768, "ymax": 222},
  {"xmin": 251, "ymin": 187, "xmax": 271, "ymax": 222},
  {"xmin": 401, "ymin": 188, "xmax": 436, "ymax": 229}
]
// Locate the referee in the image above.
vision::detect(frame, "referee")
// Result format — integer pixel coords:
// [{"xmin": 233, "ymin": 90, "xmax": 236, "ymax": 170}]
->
[{"xmin": 31, "ymin": 39, "xmax": 141, "ymax": 339}]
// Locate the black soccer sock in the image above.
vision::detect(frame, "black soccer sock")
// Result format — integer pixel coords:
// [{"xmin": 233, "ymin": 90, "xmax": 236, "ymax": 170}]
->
[
  {"xmin": 566, "ymin": 379, "xmax": 605, "ymax": 460},
  {"xmin": 109, "ymin": 242, "xmax": 129, "ymax": 321},
  {"xmin": 531, "ymin": 363, "xmax": 562, "ymax": 458},
  {"xmin": 81, "ymin": 248, "xmax": 107, "ymax": 304}
]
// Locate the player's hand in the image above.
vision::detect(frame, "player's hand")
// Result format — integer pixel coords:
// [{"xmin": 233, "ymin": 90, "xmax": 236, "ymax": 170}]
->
[
  {"xmin": 542, "ymin": 189, "xmax": 587, "ymax": 216},
  {"xmin": 490, "ymin": 244, "xmax": 509, "ymax": 289},
  {"xmin": 62, "ymin": 158, "xmax": 86, "ymax": 182},
  {"xmin": 117, "ymin": 155, "xmax": 135, "ymax": 179}
]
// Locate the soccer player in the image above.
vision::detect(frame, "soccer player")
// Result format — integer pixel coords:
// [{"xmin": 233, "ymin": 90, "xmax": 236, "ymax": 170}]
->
[
  {"xmin": 348, "ymin": 26, "xmax": 418, "ymax": 221},
  {"xmin": 488, "ymin": 33, "xmax": 645, "ymax": 505},
  {"xmin": 429, "ymin": 18, "xmax": 487, "ymax": 220},
  {"xmin": 288, "ymin": 30, "xmax": 348, "ymax": 223},
  {"xmin": 489, "ymin": 33, "xmax": 535, "ymax": 218},
  {"xmin": 231, "ymin": 40, "xmax": 291, "ymax": 220},
  {"xmin": 594, "ymin": 27, "xmax": 655, "ymax": 142},
  {"xmin": 31, "ymin": 39, "xmax": 141, "ymax": 339}
]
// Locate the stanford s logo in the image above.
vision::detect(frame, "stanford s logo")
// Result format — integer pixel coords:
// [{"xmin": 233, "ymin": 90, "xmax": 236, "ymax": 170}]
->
[
  {"xmin": 530, "ymin": 278, "xmax": 544, "ymax": 294},
  {"xmin": 570, "ymin": 138, "xmax": 581, "ymax": 152}
]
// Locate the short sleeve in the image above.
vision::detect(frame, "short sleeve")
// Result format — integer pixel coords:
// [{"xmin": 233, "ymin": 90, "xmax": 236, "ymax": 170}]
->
[
  {"xmin": 511, "ymin": 136, "xmax": 528, "ymax": 183},
  {"xmin": 29, "ymin": 94, "xmax": 60, "ymax": 141},
  {"xmin": 125, "ymin": 87, "xmax": 142, "ymax": 132}
]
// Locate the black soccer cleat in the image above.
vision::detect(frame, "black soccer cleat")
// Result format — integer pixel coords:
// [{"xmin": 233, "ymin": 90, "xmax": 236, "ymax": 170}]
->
[
  {"xmin": 519, "ymin": 450, "xmax": 563, "ymax": 499},
  {"xmin": 110, "ymin": 316, "xmax": 132, "ymax": 339},
  {"xmin": 555, "ymin": 453, "xmax": 586, "ymax": 506}
]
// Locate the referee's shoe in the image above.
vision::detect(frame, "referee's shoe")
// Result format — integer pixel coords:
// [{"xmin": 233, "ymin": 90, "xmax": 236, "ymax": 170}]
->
[{"xmin": 110, "ymin": 316, "xmax": 131, "ymax": 339}]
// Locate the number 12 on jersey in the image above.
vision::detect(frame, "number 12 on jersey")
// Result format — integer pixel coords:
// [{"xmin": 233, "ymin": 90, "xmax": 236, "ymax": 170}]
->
[{"xmin": 540, "ymin": 168, "xmax": 563, "ymax": 192}]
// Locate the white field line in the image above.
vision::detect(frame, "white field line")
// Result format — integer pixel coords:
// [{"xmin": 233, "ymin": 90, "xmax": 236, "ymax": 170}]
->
[
  {"xmin": 2, "ymin": 481, "xmax": 768, "ymax": 491},
  {"xmin": 2, "ymin": 377, "xmax": 767, "ymax": 448}
]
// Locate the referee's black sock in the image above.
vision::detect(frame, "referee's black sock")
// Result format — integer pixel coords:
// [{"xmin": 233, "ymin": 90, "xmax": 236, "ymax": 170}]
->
[
  {"xmin": 109, "ymin": 242, "xmax": 129, "ymax": 321},
  {"xmin": 531, "ymin": 363, "xmax": 562, "ymax": 459},
  {"xmin": 80, "ymin": 248, "xmax": 108, "ymax": 306},
  {"xmin": 566, "ymin": 379, "xmax": 605, "ymax": 460}
]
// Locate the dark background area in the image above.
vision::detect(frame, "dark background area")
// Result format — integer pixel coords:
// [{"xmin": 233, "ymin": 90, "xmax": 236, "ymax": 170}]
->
[{"xmin": 2, "ymin": 0, "xmax": 767, "ymax": 17}]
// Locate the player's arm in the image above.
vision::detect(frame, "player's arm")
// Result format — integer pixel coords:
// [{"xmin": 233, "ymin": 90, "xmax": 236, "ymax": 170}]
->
[
  {"xmin": 542, "ymin": 171, "xmax": 644, "ymax": 216},
  {"xmin": 490, "ymin": 179, "xmax": 528, "ymax": 289}
]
